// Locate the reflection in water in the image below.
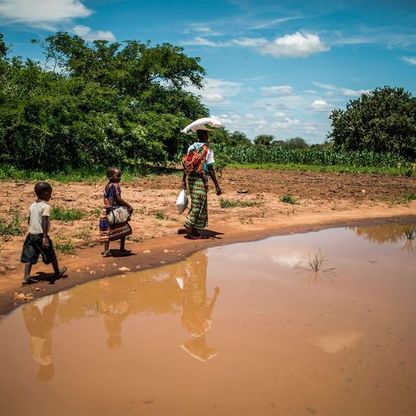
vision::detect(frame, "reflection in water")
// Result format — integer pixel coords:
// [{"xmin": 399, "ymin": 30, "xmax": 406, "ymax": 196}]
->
[
  {"xmin": 177, "ymin": 251, "xmax": 220, "ymax": 361},
  {"xmin": 97, "ymin": 281, "xmax": 131, "ymax": 350},
  {"xmin": 52, "ymin": 251, "xmax": 219, "ymax": 358},
  {"xmin": 2, "ymin": 226, "xmax": 415, "ymax": 416},
  {"xmin": 350, "ymin": 223, "xmax": 416, "ymax": 247},
  {"xmin": 22, "ymin": 294, "xmax": 59, "ymax": 382}
]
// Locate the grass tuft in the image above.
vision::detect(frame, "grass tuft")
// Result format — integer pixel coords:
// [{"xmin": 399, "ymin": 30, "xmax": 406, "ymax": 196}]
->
[
  {"xmin": 55, "ymin": 240, "xmax": 76, "ymax": 254},
  {"xmin": 0, "ymin": 210, "xmax": 22, "ymax": 236},
  {"xmin": 219, "ymin": 198, "xmax": 261, "ymax": 209},
  {"xmin": 51, "ymin": 207, "xmax": 86, "ymax": 221},
  {"xmin": 155, "ymin": 211, "xmax": 166, "ymax": 220},
  {"xmin": 280, "ymin": 194, "xmax": 298, "ymax": 204}
]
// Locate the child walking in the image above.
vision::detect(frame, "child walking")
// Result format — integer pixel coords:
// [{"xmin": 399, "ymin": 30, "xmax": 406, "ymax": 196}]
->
[
  {"xmin": 21, "ymin": 182, "xmax": 67, "ymax": 285},
  {"xmin": 99, "ymin": 167, "xmax": 133, "ymax": 257}
]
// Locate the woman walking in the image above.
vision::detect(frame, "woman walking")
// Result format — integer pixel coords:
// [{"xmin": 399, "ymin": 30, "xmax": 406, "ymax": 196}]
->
[
  {"xmin": 182, "ymin": 130, "xmax": 222, "ymax": 239},
  {"xmin": 99, "ymin": 167, "xmax": 133, "ymax": 257}
]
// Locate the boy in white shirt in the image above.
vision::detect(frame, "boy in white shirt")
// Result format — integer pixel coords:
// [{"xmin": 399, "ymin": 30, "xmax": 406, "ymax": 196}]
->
[{"xmin": 20, "ymin": 182, "xmax": 66, "ymax": 285}]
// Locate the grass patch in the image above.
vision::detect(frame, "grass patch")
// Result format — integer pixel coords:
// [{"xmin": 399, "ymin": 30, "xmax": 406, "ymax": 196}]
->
[
  {"xmin": 0, "ymin": 210, "xmax": 22, "ymax": 236},
  {"xmin": 393, "ymin": 193, "xmax": 416, "ymax": 205},
  {"xmin": 51, "ymin": 207, "xmax": 86, "ymax": 221},
  {"xmin": 219, "ymin": 198, "xmax": 261, "ymax": 209},
  {"xmin": 55, "ymin": 241, "xmax": 76, "ymax": 254},
  {"xmin": 402, "ymin": 193, "xmax": 416, "ymax": 202},
  {"xmin": 227, "ymin": 163, "xmax": 413, "ymax": 176},
  {"xmin": 280, "ymin": 194, "xmax": 298, "ymax": 205},
  {"xmin": 155, "ymin": 211, "xmax": 166, "ymax": 220},
  {"xmin": 0, "ymin": 165, "xmax": 181, "ymax": 183}
]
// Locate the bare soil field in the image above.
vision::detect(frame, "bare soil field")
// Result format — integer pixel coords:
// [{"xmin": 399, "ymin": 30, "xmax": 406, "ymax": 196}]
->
[{"xmin": 0, "ymin": 168, "xmax": 415, "ymax": 314}]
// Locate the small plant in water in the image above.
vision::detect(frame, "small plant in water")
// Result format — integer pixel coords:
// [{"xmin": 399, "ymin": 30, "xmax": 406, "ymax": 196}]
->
[
  {"xmin": 401, "ymin": 225, "xmax": 415, "ymax": 240},
  {"xmin": 307, "ymin": 248, "xmax": 325, "ymax": 272},
  {"xmin": 280, "ymin": 194, "xmax": 298, "ymax": 205},
  {"xmin": 304, "ymin": 249, "xmax": 336, "ymax": 274}
]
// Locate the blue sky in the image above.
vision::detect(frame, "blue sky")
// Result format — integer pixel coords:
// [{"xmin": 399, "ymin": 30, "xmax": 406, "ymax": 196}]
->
[{"xmin": 1, "ymin": 0, "xmax": 416, "ymax": 143}]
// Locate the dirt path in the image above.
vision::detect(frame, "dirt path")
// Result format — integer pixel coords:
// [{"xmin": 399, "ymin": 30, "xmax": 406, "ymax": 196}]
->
[{"xmin": 0, "ymin": 168, "xmax": 415, "ymax": 316}]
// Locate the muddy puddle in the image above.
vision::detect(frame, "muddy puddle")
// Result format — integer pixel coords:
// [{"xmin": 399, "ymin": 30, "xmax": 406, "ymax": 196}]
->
[{"xmin": 0, "ymin": 223, "xmax": 415, "ymax": 415}]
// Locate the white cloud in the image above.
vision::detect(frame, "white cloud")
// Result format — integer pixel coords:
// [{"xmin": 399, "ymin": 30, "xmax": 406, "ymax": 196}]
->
[
  {"xmin": 232, "ymin": 37, "xmax": 267, "ymax": 48},
  {"xmin": 340, "ymin": 88, "xmax": 369, "ymax": 97},
  {"xmin": 186, "ymin": 24, "xmax": 221, "ymax": 36},
  {"xmin": 402, "ymin": 56, "xmax": 416, "ymax": 65},
  {"xmin": 274, "ymin": 111, "xmax": 286, "ymax": 117},
  {"xmin": 182, "ymin": 32, "xmax": 329, "ymax": 58},
  {"xmin": 73, "ymin": 25, "xmax": 115, "ymax": 42},
  {"xmin": 187, "ymin": 78, "xmax": 241, "ymax": 104},
  {"xmin": 310, "ymin": 99, "xmax": 332, "ymax": 111},
  {"xmin": 271, "ymin": 252, "xmax": 305, "ymax": 268},
  {"xmin": 261, "ymin": 85, "xmax": 293, "ymax": 96},
  {"xmin": 251, "ymin": 16, "xmax": 301, "ymax": 30},
  {"xmin": 0, "ymin": 0, "xmax": 91, "ymax": 28},
  {"xmin": 181, "ymin": 37, "xmax": 230, "ymax": 47},
  {"xmin": 313, "ymin": 81, "xmax": 369, "ymax": 97},
  {"xmin": 259, "ymin": 32, "xmax": 329, "ymax": 58}
]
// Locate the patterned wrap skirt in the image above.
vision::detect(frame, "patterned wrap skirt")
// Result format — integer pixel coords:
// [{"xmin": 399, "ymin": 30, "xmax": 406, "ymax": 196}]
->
[
  {"xmin": 184, "ymin": 174, "xmax": 208, "ymax": 230},
  {"xmin": 99, "ymin": 208, "xmax": 132, "ymax": 243}
]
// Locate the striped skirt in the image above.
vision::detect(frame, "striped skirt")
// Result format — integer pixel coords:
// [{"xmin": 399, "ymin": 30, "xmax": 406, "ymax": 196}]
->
[
  {"xmin": 99, "ymin": 208, "xmax": 132, "ymax": 243},
  {"xmin": 184, "ymin": 174, "xmax": 208, "ymax": 229}
]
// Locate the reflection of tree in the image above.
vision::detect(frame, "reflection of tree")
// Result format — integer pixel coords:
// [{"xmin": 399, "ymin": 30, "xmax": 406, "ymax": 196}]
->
[
  {"xmin": 350, "ymin": 224, "xmax": 405, "ymax": 244},
  {"xmin": 22, "ymin": 294, "xmax": 59, "ymax": 382},
  {"xmin": 177, "ymin": 251, "xmax": 220, "ymax": 362}
]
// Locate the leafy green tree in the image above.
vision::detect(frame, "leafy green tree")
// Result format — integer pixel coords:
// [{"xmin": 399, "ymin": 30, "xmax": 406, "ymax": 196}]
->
[
  {"xmin": 254, "ymin": 134, "xmax": 275, "ymax": 147},
  {"xmin": 285, "ymin": 137, "xmax": 308, "ymax": 149},
  {"xmin": 0, "ymin": 32, "xmax": 209, "ymax": 171},
  {"xmin": 329, "ymin": 87, "xmax": 416, "ymax": 159}
]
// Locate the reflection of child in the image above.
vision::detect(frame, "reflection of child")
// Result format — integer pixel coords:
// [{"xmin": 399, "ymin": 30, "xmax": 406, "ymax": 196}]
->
[
  {"xmin": 20, "ymin": 182, "xmax": 66, "ymax": 285},
  {"xmin": 22, "ymin": 294, "xmax": 59, "ymax": 382}
]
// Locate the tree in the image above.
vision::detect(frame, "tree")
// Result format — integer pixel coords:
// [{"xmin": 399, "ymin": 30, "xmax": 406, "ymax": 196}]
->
[
  {"xmin": 328, "ymin": 87, "xmax": 416, "ymax": 159},
  {"xmin": 0, "ymin": 32, "xmax": 209, "ymax": 170},
  {"xmin": 254, "ymin": 134, "xmax": 275, "ymax": 147},
  {"xmin": 285, "ymin": 137, "xmax": 308, "ymax": 149}
]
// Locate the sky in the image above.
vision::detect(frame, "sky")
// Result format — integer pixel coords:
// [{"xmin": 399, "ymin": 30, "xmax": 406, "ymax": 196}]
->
[{"xmin": 1, "ymin": 0, "xmax": 416, "ymax": 143}]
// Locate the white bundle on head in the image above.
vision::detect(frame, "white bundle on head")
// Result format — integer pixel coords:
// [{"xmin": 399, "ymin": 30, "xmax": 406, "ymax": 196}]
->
[{"xmin": 181, "ymin": 117, "xmax": 223, "ymax": 134}]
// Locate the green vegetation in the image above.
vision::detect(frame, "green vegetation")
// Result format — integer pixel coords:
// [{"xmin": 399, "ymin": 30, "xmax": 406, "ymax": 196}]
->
[
  {"xmin": 393, "ymin": 193, "xmax": 416, "ymax": 204},
  {"xmin": 329, "ymin": 87, "xmax": 416, "ymax": 160},
  {"xmin": 214, "ymin": 144, "xmax": 409, "ymax": 169},
  {"xmin": 403, "ymin": 193, "xmax": 416, "ymax": 202},
  {"xmin": 155, "ymin": 211, "xmax": 166, "ymax": 220},
  {"xmin": 55, "ymin": 240, "xmax": 76, "ymax": 254},
  {"xmin": 280, "ymin": 195, "xmax": 298, "ymax": 205},
  {"xmin": 1, "ymin": 33, "xmax": 414, "ymax": 179},
  {"xmin": 51, "ymin": 207, "xmax": 86, "ymax": 221},
  {"xmin": 0, "ymin": 210, "xmax": 22, "ymax": 236},
  {"xmin": 219, "ymin": 198, "xmax": 260, "ymax": 208},
  {"xmin": 0, "ymin": 32, "xmax": 207, "ymax": 172}
]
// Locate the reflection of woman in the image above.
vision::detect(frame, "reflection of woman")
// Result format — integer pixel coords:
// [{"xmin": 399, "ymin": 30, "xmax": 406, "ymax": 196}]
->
[
  {"xmin": 182, "ymin": 130, "xmax": 222, "ymax": 239},
  {"xmin": 178, "ymin": 251, "xmax": 220, "ymax": 361},
  {"xmin": 22, "ymin": 294, "xmax": 59, "ymax": 382},
  {"xmin": 99, "ymin": 167, "xmax": 133, "ymax": 257}
]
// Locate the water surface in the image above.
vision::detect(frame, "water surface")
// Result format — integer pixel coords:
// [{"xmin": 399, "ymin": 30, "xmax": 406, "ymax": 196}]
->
[{"xmin": 0, "ymin": 224, "xmax": 415, "ymax": 415}]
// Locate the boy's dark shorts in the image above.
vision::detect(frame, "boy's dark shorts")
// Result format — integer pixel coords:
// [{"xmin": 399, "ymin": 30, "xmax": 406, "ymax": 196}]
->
[{"xmin": 21, "ymin": 234, "xmax": 57, "ymax": 265}]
